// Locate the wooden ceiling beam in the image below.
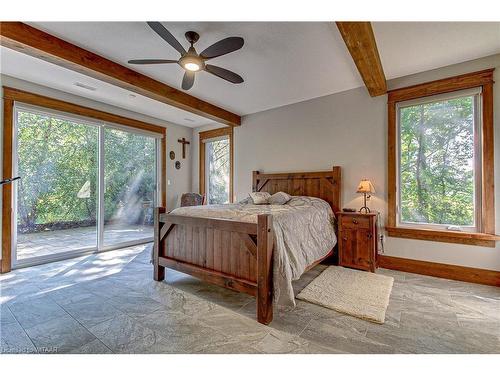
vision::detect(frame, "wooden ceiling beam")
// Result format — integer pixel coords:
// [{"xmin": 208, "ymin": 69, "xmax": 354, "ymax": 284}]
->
[
  {"xmin": 0, "ymin": 22, "xmax": 241, "ymax": 126},
  {"xmin": 336, "ymin": 22, "xmax": 387, "ymax": 97}
]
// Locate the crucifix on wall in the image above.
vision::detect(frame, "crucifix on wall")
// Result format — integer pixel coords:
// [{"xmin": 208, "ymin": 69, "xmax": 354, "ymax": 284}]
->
[{"xmin": 178, "ymin": 137, "xmax": 190, "ymax": 159}]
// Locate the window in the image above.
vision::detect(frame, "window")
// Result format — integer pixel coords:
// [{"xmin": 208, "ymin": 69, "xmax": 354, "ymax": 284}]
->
[
  {"xmin": 205, "ymin": 137, "xmax": 230, "ymax": 204},
  {"xmin": 199, "ymin": 127, "xmax": 233, "ymax": 204},
  {"xmin": 387, "ymin": 69, "xmax": 497, "ymax": 247},
  {"xmin": 397, "ymin": 89, "xmax": 481, "ymax": 231}
]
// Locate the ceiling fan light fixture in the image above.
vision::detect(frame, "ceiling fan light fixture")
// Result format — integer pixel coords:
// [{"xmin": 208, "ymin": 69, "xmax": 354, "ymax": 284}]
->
[
  {"xmin": 132, "ymin": 23, "xmax": 245, "ymax": 90},
  {"xmin": 179, "ymin": 55, "xmax": 202, "ymax": 72},
  {"xmin": 184, "ymin": 62, "xmax": 200, "ymax": 72}
]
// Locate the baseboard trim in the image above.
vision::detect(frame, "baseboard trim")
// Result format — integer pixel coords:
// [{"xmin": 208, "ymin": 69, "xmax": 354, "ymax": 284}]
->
[{"xmin": 378, "ymin": 255, "xmax": 500, "ymax": 287}]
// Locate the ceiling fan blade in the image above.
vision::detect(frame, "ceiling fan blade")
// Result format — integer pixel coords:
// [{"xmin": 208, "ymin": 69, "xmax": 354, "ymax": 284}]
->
[
  {"xmin": 205, "ymin": 65, "xmax": 244, "ymax": 84},
  {"xmin": 128, "ymin": 59, "xmax": 177, "ymax": 65},
  {"xmin": 200, "ymin": 37, "xmax": 244, "ymax": 59},
  {"xmin": 181, "ymin": 71, "xmax": 195, "ymax": 90},
  {"xmin": 147, "ymin": 22, "xmax": 186, "ymax": 56}
]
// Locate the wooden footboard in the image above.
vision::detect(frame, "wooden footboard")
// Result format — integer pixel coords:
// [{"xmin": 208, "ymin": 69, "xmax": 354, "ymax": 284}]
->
[{"xmin": 153, "ymin": 207, "xmax": 274, "ymax": 324}]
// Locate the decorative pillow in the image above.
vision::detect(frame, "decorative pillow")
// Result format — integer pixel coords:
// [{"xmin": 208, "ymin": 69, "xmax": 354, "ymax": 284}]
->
[
  {"xmin": 249, "ymin": 192, "xmax": 271, "ymax": 205},
  {"xmin": 238, "ymin": 196, "xmax": 252, "ymax": 204},
  {"xmin": 268, "ymin": 191, "xmax": 292, "ymax": 205}
]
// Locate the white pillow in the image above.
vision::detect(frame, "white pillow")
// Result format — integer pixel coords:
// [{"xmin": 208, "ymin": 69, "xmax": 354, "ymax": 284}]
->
[
  {"xmin": 249, "ymin": 192, "xmax": 271, "ymax": 205},
  {"xmin": 268, "ymin": 191, "xmax": 292, "ymax": 205}
]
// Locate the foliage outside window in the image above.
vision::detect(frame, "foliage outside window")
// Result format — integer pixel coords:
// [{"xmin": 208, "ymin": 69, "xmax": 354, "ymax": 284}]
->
[
  {"xmin": 16, "ymin": 110, "xmax": 99, "ymax": 232},
  {"xmin": 397, "ymin": 91, "xmax": 480, "ymax": 231},
  {"xmin": 103, "ymin": 128, "xmax": 156, "ymax": 226},
  {"xmin": 199, "ymin": 127, "xmax": 233, "ymax": 205},
  {"xmin": 206, "ymin": 137, "xmax": 230, "ymax": 204},
  {"xmin": 16, "ymin": 109, "xmax": 157, "ymax": 234}
]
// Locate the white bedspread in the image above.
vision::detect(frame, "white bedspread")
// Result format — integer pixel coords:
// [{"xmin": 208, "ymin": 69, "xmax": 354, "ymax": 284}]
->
[{"xmin": 170, "ymin": 196, "xmax": 337, "ymax": 306}]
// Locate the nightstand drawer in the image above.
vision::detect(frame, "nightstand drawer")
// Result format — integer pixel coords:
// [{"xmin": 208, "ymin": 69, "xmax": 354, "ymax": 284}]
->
[{"xmin": 340, "ymin": 215, "xmax": 370, "ymax": 229}]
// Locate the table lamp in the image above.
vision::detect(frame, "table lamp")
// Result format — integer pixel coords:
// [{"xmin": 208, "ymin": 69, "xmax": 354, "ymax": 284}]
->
[{"xmin": 356, "ymin": 179, "xmax": 375, "ymax": 213}]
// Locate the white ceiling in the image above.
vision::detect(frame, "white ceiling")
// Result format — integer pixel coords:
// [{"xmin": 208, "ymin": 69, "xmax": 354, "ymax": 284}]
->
[
  {"xmin": 1, "ymin": 22, "xmax": 499, "ymax": 128},
  {"xmin": 372, "ymin": 22, "xmax": 500, "ymax": 79},
  {"xmin": 26, "ymin": 22, "xmax": 364, "ymax": 115}
]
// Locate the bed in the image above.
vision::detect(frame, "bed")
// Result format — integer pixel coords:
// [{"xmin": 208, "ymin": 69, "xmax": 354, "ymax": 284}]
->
[{"xmin": 153, "ymin": 167, "xmax": 341, "ymax": 324}]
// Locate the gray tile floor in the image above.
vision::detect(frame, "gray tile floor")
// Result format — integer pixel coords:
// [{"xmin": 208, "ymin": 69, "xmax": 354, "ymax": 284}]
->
[
  {"xmin": 1, "ymin": 244, "xmax": 499, "ymax": 354},
  {"xmin": 17, "ymin": 224, "xmax": 153, "ymax": 260}
]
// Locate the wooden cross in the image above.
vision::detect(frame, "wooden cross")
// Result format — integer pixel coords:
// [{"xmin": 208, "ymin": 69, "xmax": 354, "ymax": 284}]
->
[{"xmin": 178, "ymin": 137, "xmax": 190, "ymax": 159}]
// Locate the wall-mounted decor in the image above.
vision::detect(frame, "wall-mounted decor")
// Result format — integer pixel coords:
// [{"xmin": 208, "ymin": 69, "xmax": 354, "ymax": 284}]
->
[
  {"xmin": 169, "ymin": 151, "xmax": 175, "ymax": 160},
  {"xmin": 175, "ymin": 161, "xmax": 181, "ymax": 170},
  {"xmin": 177, "ymin": 137, "xmax": 190, "ymax": 158}
]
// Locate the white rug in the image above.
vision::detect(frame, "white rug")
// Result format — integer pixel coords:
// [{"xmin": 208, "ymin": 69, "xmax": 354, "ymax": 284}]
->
[{"xmin": 297, "ymin": 266, "xmax": 394, "ymax": 324}]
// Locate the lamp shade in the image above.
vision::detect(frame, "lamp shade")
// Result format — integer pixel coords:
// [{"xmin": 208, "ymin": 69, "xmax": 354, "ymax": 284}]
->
[{"xmin": 356, "ymin": 179, "xmax": 375, "ymax": 194}]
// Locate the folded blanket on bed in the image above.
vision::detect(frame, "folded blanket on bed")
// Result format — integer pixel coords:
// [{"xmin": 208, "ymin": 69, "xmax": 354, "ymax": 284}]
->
[{"xmin": 168, "ymin": 196, "xmax": 337, "ymax": 307}]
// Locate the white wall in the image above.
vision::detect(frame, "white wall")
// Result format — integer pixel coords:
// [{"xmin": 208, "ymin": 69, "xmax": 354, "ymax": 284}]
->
[
  {"xmin": 0, "ymin": 75, "xmax": 194, "ymax": 259},
  {"xmin": 192, "ymin": 54, "xmax": 500, "ymax": 271}
]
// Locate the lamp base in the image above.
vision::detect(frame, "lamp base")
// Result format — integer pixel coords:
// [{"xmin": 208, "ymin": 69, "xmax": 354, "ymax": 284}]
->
[{"xmin": 359, "ymin": 192, "xmax": 371, "ymax": 213}]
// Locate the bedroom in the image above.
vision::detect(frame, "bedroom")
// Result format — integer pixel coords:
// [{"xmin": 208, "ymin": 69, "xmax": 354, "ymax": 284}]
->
[{"xmin": 1, "ymin": 0, "xmax": 500, "ymax": 372}]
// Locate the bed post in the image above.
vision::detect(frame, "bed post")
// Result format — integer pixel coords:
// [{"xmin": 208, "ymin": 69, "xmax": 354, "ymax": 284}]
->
[
  {"xmin": 252, "ymin": 170, "xmax": 260, "ymax": 192},
  {"xmin": 332, "ymin": 166, "xmax": 342, "ymax": 213},
  {"xmin": 257, "ymin": 214, "xmax": 273, "ymax": 324},
  {"xmin": 153, "ymin": 207, "xmax": 166, "ymax": 281}
]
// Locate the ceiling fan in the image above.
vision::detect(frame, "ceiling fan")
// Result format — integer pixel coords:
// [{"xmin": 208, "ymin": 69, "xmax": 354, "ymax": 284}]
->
[{"xmin": 128, "ymin": 22, "xmax": 245, "ymax": 90}]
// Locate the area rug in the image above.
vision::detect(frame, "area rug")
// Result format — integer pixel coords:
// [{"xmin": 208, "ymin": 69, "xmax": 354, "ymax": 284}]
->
[{"xmin": 296, "ymin": 266, "xmax": 394, "ymax": 324}]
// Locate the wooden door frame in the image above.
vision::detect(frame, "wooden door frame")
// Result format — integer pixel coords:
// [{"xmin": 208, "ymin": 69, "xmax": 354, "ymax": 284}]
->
[
  {"xmin": 1, "ymin": 97, "xmax": 14, "ymax": 272},
  {"xmin": 1, "ymin": 87, "xmax": 167, "ymax": 273},
  {"xmin": 199, "ymin": 127, "xmax": 234, "ymax": 203}
]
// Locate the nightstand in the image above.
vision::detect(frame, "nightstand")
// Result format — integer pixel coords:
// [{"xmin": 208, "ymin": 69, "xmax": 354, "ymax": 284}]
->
[{"xmin": 336, "ymin": 211, "xmax": 378, "ymax": 272}]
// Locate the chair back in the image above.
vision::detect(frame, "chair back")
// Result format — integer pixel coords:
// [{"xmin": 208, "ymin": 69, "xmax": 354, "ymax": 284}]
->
[{"xmin": 180, "ymin": 193, "xmax": 205, "ymax": 207}]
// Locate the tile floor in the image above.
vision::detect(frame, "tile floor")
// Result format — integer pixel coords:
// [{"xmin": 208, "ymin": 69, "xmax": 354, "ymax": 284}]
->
[{"xmin": 1, "ymin": 244, "xmax": 499, "ymax": 354}]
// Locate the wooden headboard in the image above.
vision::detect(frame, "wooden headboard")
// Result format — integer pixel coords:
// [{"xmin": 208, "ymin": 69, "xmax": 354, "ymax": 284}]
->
[{"xmin": 252, "ymin": 166, "xmax": 342, "ymax": 213}]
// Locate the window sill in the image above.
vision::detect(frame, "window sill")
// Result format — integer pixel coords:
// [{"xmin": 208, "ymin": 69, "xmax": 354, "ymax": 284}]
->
[{"xmin": 386, "ymin": 226, "xmax": 500, "ymax": 248}]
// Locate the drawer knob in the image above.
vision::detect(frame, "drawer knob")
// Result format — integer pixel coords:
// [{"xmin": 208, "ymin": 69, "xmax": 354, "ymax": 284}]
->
[{"xmin": 352, "ymin": 219, "xmax": 358, "ymax": 224}]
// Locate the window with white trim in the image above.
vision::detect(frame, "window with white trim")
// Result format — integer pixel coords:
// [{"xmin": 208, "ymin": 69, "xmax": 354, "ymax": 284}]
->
[{"xmin": 396, "ymin": 88, "xmax": 482, "ymax": 232}]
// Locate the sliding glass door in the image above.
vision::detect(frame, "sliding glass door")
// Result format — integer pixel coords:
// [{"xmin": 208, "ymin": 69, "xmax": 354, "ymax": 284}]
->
[
  {"xmin": 102, "ymin": 128, "xmax": 157, "ymax": 247},
  {"xmin": 14, "ymin": 108, "xmax": 99, "ymax": 263},
  {"xmin": 13, "ymin": 105, "xmax": 160, "ymax": 268}
]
